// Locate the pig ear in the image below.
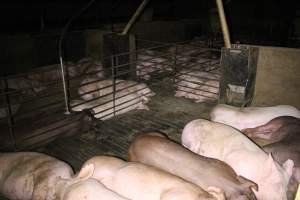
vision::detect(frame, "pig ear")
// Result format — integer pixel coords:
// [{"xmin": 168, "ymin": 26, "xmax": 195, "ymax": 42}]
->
[
  {"xmin": 76, "ymin": 164, "xmax": 94, "ymax": 181},
  {"xmin": 282, "ymin": 159, "xmax": 294, "ymax": 179}
]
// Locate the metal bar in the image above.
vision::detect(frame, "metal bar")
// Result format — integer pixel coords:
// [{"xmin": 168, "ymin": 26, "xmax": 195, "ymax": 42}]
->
[
  {"xmin": 18, "ymin": 117, "xmax": 82, "ymax": 143},
  {"xmin": 73, "ymin": 86, "xmax": 150, "ymax": 111},
  {"xmin": 121, "ymin": 0, "xmax": 150, "ymax": 35},
  {"xmin": 112, "ymin": 56, "xmax": 116, "ymax": 117},
  {"xmin": 215, "ymin": 0, "xmax": 231, "ymax": 48},
  {"xmin": 59, "ymin": 57, "xmax": 71, "ymax": 114},
  {"xmin": 176, "ymin": 87, "xmax": 218, "ymax": 99},
  {"xmin": 93, "ymin": 91, "xmax": 152, "ymax": 118},
  {"xmin": 172, "ymin": 44, "xmax": 178, "ymax": 84},
  {"xmin": 129, "ymin": 34, "xmax": 137, "ymax": 79},
  {"xmin": 176, "ymin": 84, "xmax": 219, "ymax": 95},
  {"xmin": 1, "ymin": 78, "xmax": 17, "ymax": 150},
  {"xmin": 175, "ymin": 79, "xmax": 220, "ymax": 89}
]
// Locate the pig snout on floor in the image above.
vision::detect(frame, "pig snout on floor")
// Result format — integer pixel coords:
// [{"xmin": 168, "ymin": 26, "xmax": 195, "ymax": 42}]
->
[
  {"xmin": 128, "ymin": 132, "xmax": 257, "ymax": 200},
  {"xmin": 80, "ymin": 155, "xmax": 226, "ymax": 200},
  {"xmin": 181, "ymin": 119, "xmax": 294, "ymax": 200}
]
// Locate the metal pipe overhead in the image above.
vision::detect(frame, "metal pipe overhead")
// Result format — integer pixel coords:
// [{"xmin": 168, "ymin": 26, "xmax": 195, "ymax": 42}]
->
[
  {"xmin": 215, "ymin": 0, "xmax": 231, "ymax": 48},
  {"xmin": 121, "ymin": 0, "xmax": 150, "ymax": 35}
]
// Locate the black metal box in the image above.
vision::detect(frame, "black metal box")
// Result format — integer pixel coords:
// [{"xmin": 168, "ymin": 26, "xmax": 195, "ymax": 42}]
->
[{"xmin": 219, "ymin": 44, "xmax": 259, "ymax": 106}]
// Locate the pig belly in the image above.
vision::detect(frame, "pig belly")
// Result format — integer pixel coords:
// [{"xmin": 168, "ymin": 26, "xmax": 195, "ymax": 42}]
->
[{"xmin": 128, "ymin": 133, "xmax": 257, "ymax": 200}]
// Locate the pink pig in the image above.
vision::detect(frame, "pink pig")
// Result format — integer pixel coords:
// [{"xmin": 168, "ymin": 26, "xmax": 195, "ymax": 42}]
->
[
  {"xmin": 210, "ymin": 104, "xmax": 300, "ymax": 130},
  {"xmin": 0, "ymin": 152, "xmax": 128, "ymax": 200},
  {"xmin": 182, "ymin": 119, "xmax": 294, "ymax": 200}
]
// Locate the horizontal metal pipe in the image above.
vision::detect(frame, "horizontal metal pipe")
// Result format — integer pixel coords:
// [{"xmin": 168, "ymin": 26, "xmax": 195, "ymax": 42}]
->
[
  {"xmin": 72, "ymin": 85, "xmax": 150, "ymax": 110},
  {"xmin": 17, "ymin": 117, "xmax": 82, "ymax": 143},
  {"xmin": 175, "ymin": 79, "xmax": 219, "ymax": 89},
  {"xmin": 176, "ymin": 88, "xmax": 218, "ymax": 99}
]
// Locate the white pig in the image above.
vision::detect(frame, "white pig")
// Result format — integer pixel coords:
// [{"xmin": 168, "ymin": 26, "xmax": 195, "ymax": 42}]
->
[
  {"xmin": 81, "ymin": 155, "xmax": 226, "ymax": 200},
  {"xmin": 28, "ymin": 62, "xmax": 78, "ymax": 82},
  {"xmin": 7, "ymin": 77, "xmax": 46, "ymax": 95},
  {"xmin": 76, "ymin": 57, "xmax": 105, "ymax": 78},
  {"xmin": 136, "ymin": 54, "xmax": 172, "ymax": 80},
  {"xmin": 181, "ymin": 119, "xmax": 294, "ymax": 200},
  {"xmin": 71, "ymin": 92, "xmax": 149, "ymax": 120},
  {"xmin": 175, "ymin": 70, "xmax": 220, "ymax": 102},
  {"xmin": 0, "ymin": 152, "xmax": 120, "ymax": 200},
  {"xmin": 62, "ymin": 178, "xmax": 130, "ymax": 200},
  {"xmin": 210, "ymin": 104, "xmax": 300, "ymax": 130},
  {"xmin": 78, "ymin": 77, "xmax": 154, "ymax": 101}
]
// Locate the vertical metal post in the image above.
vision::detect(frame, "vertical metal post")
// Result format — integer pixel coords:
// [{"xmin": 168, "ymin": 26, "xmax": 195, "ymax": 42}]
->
[
  {"xmin": 59, "ymin": 57, "xmax": 71, "ymax": 114},
  {"xmin": 121, "ymin": 0, "xmax": 150, "ymax": 35},
  {"xmin": 172, "ymin": 44, "xmax": 178, "ymax": 84},
  {"xmin": 129, "ymin": 34, "xmax": 137, "ymax": 80},
  {"xmin": 111, "ymin": 56, "xmax": 116, "ymax": 117},
  {"xmin": 1, "ymin": 78, "xmax": 17, "ymax": 150},
  {"xmin": 215, "ymin": 0, "xmax": 231, "ymax": 48}
]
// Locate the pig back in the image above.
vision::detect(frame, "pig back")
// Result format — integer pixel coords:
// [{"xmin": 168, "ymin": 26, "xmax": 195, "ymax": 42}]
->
[
  {"xmin": 0, "ymin": 152, "xmax": 73, "ymax": 200},
  {"xmin": 129, "ymin": 133, "xmax": 257, "ymax": 200},
  {"xmin": 82, "ymin": 155, "xmax": 224, "ymax": 200}
]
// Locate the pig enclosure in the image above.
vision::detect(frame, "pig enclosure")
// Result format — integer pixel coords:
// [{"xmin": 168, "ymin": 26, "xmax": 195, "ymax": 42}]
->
[{"xmin": 0, "ymin": 35, "xmax": 222, "ymax": 173}]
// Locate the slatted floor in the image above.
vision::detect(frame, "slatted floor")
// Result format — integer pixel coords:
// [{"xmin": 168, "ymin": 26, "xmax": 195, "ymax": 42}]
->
[{"xmin": 39, "ymin": 79, "xmax": 217, "ymax": 171}]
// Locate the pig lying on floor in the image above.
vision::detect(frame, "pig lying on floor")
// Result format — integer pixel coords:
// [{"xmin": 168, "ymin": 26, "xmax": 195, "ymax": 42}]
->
[
  {"xmin": 210, "ymin": 104, "xmax": 300, "ymax": 131},
  {"xmin": 243, "ymin": 116, "xmax": 300, "ymax": 200},
  {"xmin": 174, "ymin": 70, "xmax": 220, "ymax": 103},
  {"xmin": 128, "ymin": 132, "xmax": 257, "ymax": 200},
  {"xmin": 81, "ymin": 155, "xmax": 226, "ymax": 200},
  {"xmin": 182, "ymin": 119, "xmax": 294, "ymax": 200},
  {"xmin": 0, "ymin": 152, "xmax": 128, "ymax": 200},
  {"xmin": 78, "ymin": 78, "xmax": 154, "ymax": 101}
]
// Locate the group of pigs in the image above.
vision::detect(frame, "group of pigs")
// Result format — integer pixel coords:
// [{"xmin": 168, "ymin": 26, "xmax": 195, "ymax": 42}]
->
[
  {"xmin": 0, "ymin": 57, "xmax": 103, "ymax": 119},
  {"xmin": 1, "ymin": 103, "xmax": 299, "ymax": 200},
  {"xmin": 137, "ymin": 48, "xmax": 221, "ymax": 103}
]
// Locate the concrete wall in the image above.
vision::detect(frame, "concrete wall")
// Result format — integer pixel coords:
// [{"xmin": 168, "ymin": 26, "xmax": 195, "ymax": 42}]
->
[{"xmin": 252, "ymin": 46, "xmax": 300, "ymax": 108}]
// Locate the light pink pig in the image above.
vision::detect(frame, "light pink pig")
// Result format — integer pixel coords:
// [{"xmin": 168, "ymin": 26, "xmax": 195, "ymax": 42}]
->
[
  {"xmin": 210, "ymin": 104, "xmax": 300, "ymax": 131},
  {"xmin": 0, "ymin": 152, "xmax": 125, "ymax": 200},
  {"xmin": 181, "ymin": 119, "xmax": 294, "ymax": 200},
  {"xmin": 81, "ymin": 155, "xmax": 226, "ymax": 200},
  {"xmin": 129, "ymin": 132, "xmax": 258, "ymax": 200},
  {"xmin": 62, "ymin": 178, "xmax": 130, "ymax": 200}
]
